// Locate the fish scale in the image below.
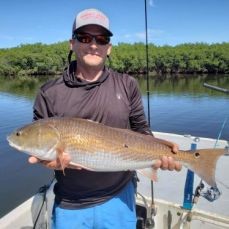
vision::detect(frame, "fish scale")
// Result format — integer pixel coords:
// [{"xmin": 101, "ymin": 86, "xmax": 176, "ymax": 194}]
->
[{"xmin": 7, "ymin": 117, "xmax": 226, "ymax": 187}]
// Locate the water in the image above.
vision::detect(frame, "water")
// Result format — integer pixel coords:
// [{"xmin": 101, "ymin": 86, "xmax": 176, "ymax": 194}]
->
[
  {"xmin": 0, "ymin": 74, "xmax": 229, "ymax": 218},
  {"xmin": 0, "ymin": 77, "xmax": 54, "ymax": 218},
  {"xmin": 139, "ymin": 75, "xmax": 229, "ymax": 140}
]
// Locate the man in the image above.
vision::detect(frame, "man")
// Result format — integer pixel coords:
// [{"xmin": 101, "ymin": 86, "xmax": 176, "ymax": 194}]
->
[{"xmin": 29, "ymin": 8, "xmax": 181, "ymax": 229}]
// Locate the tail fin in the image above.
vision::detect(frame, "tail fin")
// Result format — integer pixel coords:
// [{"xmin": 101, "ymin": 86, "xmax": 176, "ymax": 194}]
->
[{"xmin": 187, "ymin": 148, "xmax": 225, "ymax": 187}]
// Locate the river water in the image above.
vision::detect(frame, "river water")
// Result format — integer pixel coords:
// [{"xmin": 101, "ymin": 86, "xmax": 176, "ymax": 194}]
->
[{"xmin": 0, "ymin": 74, "xmax": 228, "ymax": 218}]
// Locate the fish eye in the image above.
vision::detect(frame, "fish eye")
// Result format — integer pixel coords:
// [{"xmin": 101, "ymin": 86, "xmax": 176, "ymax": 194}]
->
[
  {"xmin": 194, "ymin": 152, "xmax": 200, "ymax": 158},
  {"xmin": 16, "ymin": 131, "xmax": 21, "ymax": 136}
]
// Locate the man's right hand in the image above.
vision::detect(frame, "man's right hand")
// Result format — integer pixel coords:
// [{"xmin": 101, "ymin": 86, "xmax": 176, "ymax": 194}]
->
[{"xmin": 28, "ymin": 155, "xmax": 83, "ymax": 170}]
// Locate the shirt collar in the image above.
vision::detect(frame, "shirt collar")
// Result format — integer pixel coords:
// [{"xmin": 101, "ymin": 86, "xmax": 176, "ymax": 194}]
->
[{"xmin": 63, "ymin": 60, "xmax": 110, "ymax": 89}]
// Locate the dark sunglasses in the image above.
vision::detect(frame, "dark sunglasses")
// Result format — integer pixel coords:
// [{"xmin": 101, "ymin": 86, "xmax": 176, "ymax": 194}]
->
[{"xmin": 73, "ymin": 33, "xmax": 110, "ymax": 45}]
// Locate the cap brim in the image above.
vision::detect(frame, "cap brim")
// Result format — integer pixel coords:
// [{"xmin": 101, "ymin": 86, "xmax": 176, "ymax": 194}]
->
[{"xmin": 73, "ymin": 25, "xmax": 113, "ymax": 37}]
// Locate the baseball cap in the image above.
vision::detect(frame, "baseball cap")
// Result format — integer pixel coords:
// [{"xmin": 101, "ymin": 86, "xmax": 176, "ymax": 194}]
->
[{"xmin": 72, "ymin": 8, "xmax": 113, "ymax": 37}]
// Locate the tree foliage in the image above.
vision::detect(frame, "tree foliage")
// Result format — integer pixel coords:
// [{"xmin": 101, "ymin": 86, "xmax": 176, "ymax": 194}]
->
[
  {"xmin": 0, "ymin": 41, "xmax": 228, "ymax": 76},
  {"xmin": 0, "ymin": 42, "xmax": 69, "ymax": 76}
]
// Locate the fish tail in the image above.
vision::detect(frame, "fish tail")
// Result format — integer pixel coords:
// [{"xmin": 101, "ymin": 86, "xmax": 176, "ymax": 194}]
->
[{"xmin": 187, "ymin": 148, "xmax": 225, "ymax": 187}]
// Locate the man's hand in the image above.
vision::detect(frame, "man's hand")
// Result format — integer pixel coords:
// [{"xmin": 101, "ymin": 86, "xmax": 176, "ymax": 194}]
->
[
  {"xmin": 153, "ymin": 156, "xmax": 182, "ymax": 171},
  {"xmin": 28, "ymin": 154, "xmax": 82, "ymax": 170},
  {"xmin": 153, "ymin": 142, "xmax": 182, "ymax": 171}
]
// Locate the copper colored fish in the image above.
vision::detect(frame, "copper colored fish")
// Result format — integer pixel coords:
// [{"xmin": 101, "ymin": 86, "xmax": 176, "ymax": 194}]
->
[{"xmin": 7, "ymin": 117, "xmax": 226, "ymax": 187}]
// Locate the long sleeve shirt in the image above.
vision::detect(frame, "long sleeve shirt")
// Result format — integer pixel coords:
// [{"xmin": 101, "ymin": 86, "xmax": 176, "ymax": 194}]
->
[{"xmin": 33, "ymin": 61, "xmax": 151, "ymax": 209}]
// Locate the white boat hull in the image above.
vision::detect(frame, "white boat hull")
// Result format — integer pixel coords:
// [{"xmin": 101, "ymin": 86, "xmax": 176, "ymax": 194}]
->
[{"xmin": 1, "ymin": 190, "xmax": 229, "ymax": 229}]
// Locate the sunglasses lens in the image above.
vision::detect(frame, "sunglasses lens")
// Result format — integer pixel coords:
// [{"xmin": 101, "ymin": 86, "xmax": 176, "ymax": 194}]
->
[
  {"xmin": 75, "ymin": 34, "xmax": 110, "ymax": 45},
  {"xmin": 76, "ymin": 34, "xmax": 92, "ymax": 43},
  {"xmin": 95, "ymin": 35, "xmax": 110, "ymax": 45}
]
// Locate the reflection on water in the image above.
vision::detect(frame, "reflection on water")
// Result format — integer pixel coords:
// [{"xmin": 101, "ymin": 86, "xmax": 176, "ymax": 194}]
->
[
  {"xmin": 0, "ymin": 75, "xmax": 56, "ymax": 99},
  {"xmin": 137, "ymin": 74, "xmax": 229, "ymax": 140},
  {"xmin": 0, "ymin": 74, "xmax": 229, "ymax": 217},
  {"xmin": 138, "ymin": 74, "xmax": 229, "ymax": 97}
]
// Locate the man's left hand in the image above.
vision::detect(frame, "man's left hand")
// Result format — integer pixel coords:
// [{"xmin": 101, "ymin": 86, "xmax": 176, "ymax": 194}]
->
[
  {"xmin": 154, "ymin": 156, "xmax": 182, "ymax": 171},
  {"xmin": 153, "ymin": 142, "xmax": 182, "ymax": 171}
]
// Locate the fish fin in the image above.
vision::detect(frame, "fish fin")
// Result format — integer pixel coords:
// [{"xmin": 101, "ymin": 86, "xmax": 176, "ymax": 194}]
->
[
  {"xmin": 69, "ymin": 162, "xmax": 96, "ymax": 171},
  {"xmin": 56, "ymin": 146, "xmax": 67, "ymax": 175},
  {"xmin": 137, "ymin": 167, "xmax": 158, "ymax": 182},
  {"xmin": 186, "ymin": 148, "xmax": 225, "ymax": 187}
]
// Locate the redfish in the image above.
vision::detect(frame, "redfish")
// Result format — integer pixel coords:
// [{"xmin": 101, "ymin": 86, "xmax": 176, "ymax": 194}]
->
[{"xmin": 7, "ymin": 117, "xmax": 226, "ymax": 187}]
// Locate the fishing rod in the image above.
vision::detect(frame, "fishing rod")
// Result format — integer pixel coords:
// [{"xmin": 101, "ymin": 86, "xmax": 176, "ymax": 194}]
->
[
  {"xmin": 144, "ymin": 0, "xmax": 156, "ymax": 228},
  {"xmin": 144, "ymin": 0, "xmax": 151, "ymax": 127}
]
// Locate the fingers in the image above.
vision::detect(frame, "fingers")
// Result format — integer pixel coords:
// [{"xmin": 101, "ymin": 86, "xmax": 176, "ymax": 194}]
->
[
  {"xmin": 68, "ymin": 165, "xmax": 82, "ymax": 170},
  {"xmin": 172, "ymin": 143, "xmax": 179, "ymax": 154},
  {"xmin": 152, "ymin": 160, "xmax": 162, "ymax": 170},
  {"xmin": 28, "ymin": 154, "xmax": 82, "ymax": 170},
  {"xmin": 158, "ymin": 138, "xmax": 179, "ymax": 154},
  {"xmin": 174, "ymin": 161, "xmax": 182, "ymax": 171},
  {"xmin": 154, "ymin": 156, "xmax": 182, "ymax": 171},
  {"xmin": 162, "ymin": 156, "xmax": 173, "ymax": 170},
  {"xmin": 42, "ymin": 160, "xmax": 83, "ymax": 170},
  {"xmin": 28, "ymin": 156, "xmax": 40, "ymax": 164},
  {"xmin": 42, "ymin": 160, "xmax": 60, "ymax": 170}
]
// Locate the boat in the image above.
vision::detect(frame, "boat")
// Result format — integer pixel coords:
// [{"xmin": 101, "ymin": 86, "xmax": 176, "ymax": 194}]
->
[{"xmin": 0, "ymin": 131, "xmax": 229, "ymax": 229}]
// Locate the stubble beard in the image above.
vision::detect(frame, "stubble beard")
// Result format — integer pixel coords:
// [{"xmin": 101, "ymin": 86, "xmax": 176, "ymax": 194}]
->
[{"xmin": 82, "ymin": 54, "xmax": 105, "ymax": 69}]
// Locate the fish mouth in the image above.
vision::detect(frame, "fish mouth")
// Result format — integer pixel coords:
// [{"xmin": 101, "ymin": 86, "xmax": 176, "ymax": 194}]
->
[
  {"xmin": 6, "ymin": 135, "xmax": 11, "ymax": 144},
  {"xmin": 7, "ymin": 136, "xmax": 23, "ymax": 151}
]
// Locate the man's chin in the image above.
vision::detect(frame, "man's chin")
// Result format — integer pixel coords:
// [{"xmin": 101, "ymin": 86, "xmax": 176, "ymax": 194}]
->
[
  {"xmin": 84, "ymin": 55, "xmax": 103, "ymax": 64},
  {"xmin": 84, "ymin": 60, "xmax": 104, "ymax": 68}
]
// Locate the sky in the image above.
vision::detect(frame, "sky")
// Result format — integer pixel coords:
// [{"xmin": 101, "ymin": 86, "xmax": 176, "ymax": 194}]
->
[{"xmin": 0, "ymin": 0, "xmax": 229, "ymax": 48}]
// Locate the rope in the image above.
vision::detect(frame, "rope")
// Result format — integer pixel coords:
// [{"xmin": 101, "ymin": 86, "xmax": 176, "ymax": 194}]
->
[
  {"xmin": 32, "ymin": 185, "xmax": 48, "ymax": 229},
  {"xmin": 214, "ymin": 116, "xmax": 228, "ymax": 148},
  {"xmin": 33, "ymin": 177, "xmax": 55, "ymax": 229}
]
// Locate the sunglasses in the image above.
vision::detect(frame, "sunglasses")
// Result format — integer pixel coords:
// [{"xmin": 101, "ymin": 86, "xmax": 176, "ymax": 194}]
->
[{"xmin": 73, "ymin": 33, "xmax": 110, "ymax": 45}]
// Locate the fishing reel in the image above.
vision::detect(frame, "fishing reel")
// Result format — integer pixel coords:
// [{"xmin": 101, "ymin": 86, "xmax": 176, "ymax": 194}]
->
[
  {"xmin": 193, "ymin": 181, "xmax": 221, "ymax": 203},
  {"xmin": 193, "ymin": 145, "xmax": 229, "ymax": 203}
]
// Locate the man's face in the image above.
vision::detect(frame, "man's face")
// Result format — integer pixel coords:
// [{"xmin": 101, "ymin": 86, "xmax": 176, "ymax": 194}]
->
[{"xmin": 70, "ymin": 25, "xmax": 112, "ymax": 69}]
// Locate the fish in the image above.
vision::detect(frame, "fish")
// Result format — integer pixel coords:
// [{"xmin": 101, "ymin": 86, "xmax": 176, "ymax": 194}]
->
[{"xmin": 7, "ymin": 117, "xmax": 226, "ymax": 188}]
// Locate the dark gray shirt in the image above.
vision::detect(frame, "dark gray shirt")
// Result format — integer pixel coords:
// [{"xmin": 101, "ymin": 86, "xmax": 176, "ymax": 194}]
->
[{"xmin": 33, "ymin": 61, "xmax": 151, "ymax": 208}]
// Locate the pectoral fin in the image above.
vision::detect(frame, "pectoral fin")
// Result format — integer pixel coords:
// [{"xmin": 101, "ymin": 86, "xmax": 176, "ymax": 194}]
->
[
  {"xmin": 137, "ymin": 167, "xmax": 158, "ymax": 181},
  {"xmin": 56, "ymin": 145, "xmax": 70, "ymax": 175}
]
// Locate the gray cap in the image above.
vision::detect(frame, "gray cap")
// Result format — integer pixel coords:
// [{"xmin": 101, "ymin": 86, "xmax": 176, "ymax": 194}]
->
[{"xmin": 72, "ymin": 8, "xmax": 113, "ymax": 37}]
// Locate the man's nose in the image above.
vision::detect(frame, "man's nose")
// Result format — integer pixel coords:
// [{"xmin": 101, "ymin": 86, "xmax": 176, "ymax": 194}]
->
[{"xmin": 89, "ymin": 39, "xmax": 98, "ymax": 48}]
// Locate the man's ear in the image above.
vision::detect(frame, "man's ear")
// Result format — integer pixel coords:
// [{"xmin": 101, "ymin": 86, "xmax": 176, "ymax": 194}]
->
[
  {"xmin": 69, "ymin": 39, "xmax": 74, "ymax": 50},
  {"xmin": 107, "ymin": 44, "xmax": 112, "ymax": 56},
  {"xmin": 68, "ymin": 39, "xmax": 75, "ymax": 64}
]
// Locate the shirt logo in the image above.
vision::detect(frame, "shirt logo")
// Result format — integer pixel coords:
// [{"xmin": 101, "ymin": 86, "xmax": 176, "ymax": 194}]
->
[{"xmin": 116, "ymin": 93, "xmax": 121, "ymax": 100}]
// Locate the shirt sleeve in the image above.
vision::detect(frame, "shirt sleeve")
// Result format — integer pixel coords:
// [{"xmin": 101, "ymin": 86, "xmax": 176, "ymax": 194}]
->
[
  {"xmin": 128, "ymin": 77, "xmax": 153, "ymax": 136},
  {"xmin": 33, "ymin": 88, "xmax": 54, "ymax": 121}
]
